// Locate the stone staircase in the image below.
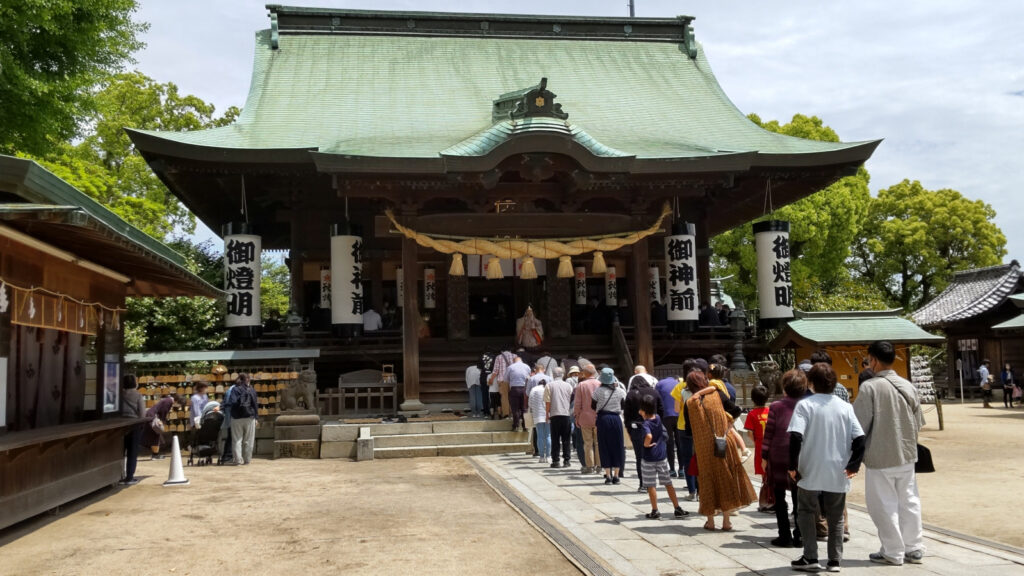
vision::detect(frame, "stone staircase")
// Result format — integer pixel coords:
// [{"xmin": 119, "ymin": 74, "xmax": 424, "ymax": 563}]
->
[
  {"xmin": 320, "ymin": 418, "xmax": 529, "ymax": 459},
  {"xmin": 418, "ymin": 334, "xmax": 622, "ymax": 408}
]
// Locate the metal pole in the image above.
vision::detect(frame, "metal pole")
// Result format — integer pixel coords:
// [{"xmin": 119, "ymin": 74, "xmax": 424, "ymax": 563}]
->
[
  {"xmin": 628, "ymin": 0, "xmax": 635, "ymax": 18},
  {"xmin": 958, "ymin": 363, "xmax": 964, "ymax": 405}
]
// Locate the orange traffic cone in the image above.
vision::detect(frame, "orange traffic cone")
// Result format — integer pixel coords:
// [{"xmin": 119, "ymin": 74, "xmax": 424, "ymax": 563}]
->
[{"xmin": 163, "ymin": 434, "xmax": 190, "ymax": 487}]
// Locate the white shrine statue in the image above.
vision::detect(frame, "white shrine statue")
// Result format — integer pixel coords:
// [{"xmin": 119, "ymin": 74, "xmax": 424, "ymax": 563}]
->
[{"xmin": 515, "ymin": 305, "xmax": 544, "ymax": 349}]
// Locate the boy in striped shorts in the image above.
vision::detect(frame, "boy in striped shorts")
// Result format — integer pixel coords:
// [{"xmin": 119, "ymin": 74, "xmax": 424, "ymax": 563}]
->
[{"xmin": 640, "ymin": 395, "xmax": 688, "ymax": 519}]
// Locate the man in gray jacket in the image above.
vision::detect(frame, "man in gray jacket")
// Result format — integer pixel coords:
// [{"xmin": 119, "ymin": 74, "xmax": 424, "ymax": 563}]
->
[{"xmin": 853, "ymin": 341, "xmax": 925, "ymax": 566}]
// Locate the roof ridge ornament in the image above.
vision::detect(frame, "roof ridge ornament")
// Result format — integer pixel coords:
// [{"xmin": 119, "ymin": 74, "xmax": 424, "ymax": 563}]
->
[{"xmin": 504, "ymin": 78, "xmax": 569, "ymax": 121}]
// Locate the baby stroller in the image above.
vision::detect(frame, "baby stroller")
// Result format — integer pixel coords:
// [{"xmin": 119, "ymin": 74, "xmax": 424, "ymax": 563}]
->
[{"xmin": 188, "ymin": 408, "xmax": 224, "ymax": 466}]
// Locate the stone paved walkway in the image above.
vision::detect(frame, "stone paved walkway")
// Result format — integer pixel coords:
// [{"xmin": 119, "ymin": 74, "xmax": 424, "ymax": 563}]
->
[{"xmin": 474, "ymin": 453, "xmax": 1024, "ymax": 576}]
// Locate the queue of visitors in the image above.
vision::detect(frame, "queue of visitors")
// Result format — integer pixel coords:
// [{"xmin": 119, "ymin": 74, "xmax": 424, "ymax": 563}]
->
[{"xmin": 469, "ymin": 340, "xmax": 928, "ymax": 572}]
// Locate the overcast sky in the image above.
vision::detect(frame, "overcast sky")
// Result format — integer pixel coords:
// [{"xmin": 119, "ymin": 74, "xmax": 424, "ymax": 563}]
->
[{"xmin": 136, "ymin": 1, "xmax": 1024, "ymax": 260}]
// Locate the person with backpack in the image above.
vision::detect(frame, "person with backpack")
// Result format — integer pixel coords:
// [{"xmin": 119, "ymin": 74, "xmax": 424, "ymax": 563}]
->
[{"xmin": 227, "ymin": 373, "xmax": 259, "ymax": 465}]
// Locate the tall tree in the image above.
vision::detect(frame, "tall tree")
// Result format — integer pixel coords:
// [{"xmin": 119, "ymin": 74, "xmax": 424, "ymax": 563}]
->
[
  {"xmin": 711, "ymin": 114, "xmax": 872, "ymax": 309},
  {"xmin": 124, "ymin": 238, "xmax": 226, "ymax": 352},
  {"xmin": 0, "ymin": 0, "xmax": 146, "ymax": 156},
  {"xmin": 852, "ymin": 179, "xmax": 1007, "ymax": 310},
  {"xmin": 33, "ymin": 72, "xmax": 239, "ymax": 239}
]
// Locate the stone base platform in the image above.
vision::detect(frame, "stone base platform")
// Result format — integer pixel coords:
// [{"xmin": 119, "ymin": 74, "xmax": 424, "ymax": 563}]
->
[{"xmin": 320, "ymin": 419, "xmax": 529, "ymax": 460}]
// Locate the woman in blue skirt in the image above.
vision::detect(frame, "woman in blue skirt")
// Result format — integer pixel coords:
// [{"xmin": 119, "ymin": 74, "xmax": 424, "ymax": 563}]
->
[{"xmin": 593, "ymin": 367, "xmax": 627, "ymax": 484}]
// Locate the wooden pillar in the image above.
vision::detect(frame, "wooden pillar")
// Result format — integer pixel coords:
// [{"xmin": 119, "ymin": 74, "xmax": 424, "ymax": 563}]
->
[
  {"xmin": 630, "ymin": 240, "xmax": 654, "ymax": 369},
  {"xmin": 695, "ymin": 217, "xmax": 712, "ymax": 309},
  {"xmin": 289, "ymin": 209, "xmax": 305, "ymax": 315},
  {"xmin": 447, "ymin": 273, "xmax": 469, "ymax": 340},
  {"xmin": 400, "ymin": 234, "xmax": 425, "ymax": 412},
  {"xmin": 547, "ymin": 264, "xmax": 571, "ymax": 340}
]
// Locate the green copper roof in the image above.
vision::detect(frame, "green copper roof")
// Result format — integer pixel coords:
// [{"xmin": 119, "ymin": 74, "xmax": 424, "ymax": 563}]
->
[
  {"xmin": 0, "ymin": 155, "xmax": 221, "ymax": 298},
  {"xmin": 770, "ymin": 310, "xmax": 944, "ymax": 350},
  {"xmin": 128, "ymin": 18, "xmax": 874, "ymax": 162},
  {"xmin": 993, "ymin": 314, "xmax": 1024, "ymax": 331}
]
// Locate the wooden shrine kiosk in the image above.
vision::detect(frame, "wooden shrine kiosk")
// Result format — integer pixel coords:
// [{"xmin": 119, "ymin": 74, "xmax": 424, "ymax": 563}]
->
[
  {"xmin": 0, "ymin": 155, "xmax": 221, "ymax": 530},
  {"xmin": 770, "ymin": 310, "xmax": 944, "ymax": 399},
  {"xmin": 913, "ymin": 261, "xmax": 1024, "ymax": 396},
  {"xmin": 129, "ymin": 6, "xmax": 879, "ymax": 411}
]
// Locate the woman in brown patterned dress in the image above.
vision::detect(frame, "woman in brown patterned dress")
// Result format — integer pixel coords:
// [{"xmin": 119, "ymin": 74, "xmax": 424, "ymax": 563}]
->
[{"xmin": 684, "ymin": 371, "xmax": 756, "ymax": 531}]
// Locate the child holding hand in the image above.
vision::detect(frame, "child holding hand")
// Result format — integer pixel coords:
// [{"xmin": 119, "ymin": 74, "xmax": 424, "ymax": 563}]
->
[{"xmin": 640, "ymin": 395, "xmax": 688, "ymax": 519}]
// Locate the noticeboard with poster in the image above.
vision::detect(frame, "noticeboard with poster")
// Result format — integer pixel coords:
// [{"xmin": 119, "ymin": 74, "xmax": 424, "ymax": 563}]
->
[{"xmin": 102, "ymin": 359, "xmax": 120, "ymax": 414}]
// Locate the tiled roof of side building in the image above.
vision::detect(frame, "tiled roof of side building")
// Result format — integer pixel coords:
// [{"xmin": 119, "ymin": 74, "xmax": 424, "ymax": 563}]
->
[
  {"xmin": 911, "ymin": 261, "xmax": 1022, "ymax": 328},
  {"xmin": 126, "ymin": 8, "xmax": 877, "ymax": 163}
]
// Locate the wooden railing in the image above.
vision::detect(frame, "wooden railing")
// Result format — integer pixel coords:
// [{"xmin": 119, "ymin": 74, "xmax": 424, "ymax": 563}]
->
[{"xmin": 612, "ymin": 322, "xmax": 635, "ymax": 376}]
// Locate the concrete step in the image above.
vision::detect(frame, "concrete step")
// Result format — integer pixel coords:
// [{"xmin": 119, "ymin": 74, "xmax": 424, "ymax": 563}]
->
[
  {"xmin": 373, "ymin": 430, "xmax": 527, "ymax": 448},
  {"xmin": 374, "ymin": 442, "xmax": 530, "ymax": 459},
  {"xmin": 321, "ymin": 418, "xmax": 514, "ymax": 442}
]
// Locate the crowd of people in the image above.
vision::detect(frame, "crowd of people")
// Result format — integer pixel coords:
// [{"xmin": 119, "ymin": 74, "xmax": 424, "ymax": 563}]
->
[
  {"xmin": 119, "ymin": 371, "xmax": 264, "ymax": 483},
  {"xmin": 467, "ymin": 340, "xmax": 927, "ymax": 572}
]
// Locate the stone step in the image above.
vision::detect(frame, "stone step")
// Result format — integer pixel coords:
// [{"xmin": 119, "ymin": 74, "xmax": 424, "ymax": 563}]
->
[
  {"xmin": 373, "ymin": 431, "xmax": 527, "ymax": 448},
  {"xmin": 374, "ymin": 442, "xmax": 530, "ymax": 459},
  {"xmin": 321, "ymin": 418, "xmax": 514, "ymax": 442}
]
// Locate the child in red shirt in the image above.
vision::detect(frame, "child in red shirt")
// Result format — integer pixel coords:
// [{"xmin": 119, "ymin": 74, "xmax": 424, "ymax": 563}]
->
[{"xmin": 744, "ymin": 386, "xmax": 772, "ymax": 511}]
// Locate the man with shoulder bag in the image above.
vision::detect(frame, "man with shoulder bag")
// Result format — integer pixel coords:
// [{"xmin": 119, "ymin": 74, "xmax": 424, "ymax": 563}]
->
[
  {"xmin": 853, "ymin": 341, "xmax": 926, "ymax": 566},
  {"xmin": 228, "ymin": 373, "xmax": 259, "ymax": 465}
]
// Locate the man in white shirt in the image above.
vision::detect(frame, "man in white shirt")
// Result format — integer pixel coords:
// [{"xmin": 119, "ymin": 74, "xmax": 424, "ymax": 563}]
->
[
  {"xmin": 362, "ymin": 308, "xmax": 383, "ymax": 332},
  {"xmin": 788, "ymin": 362, "xmax": 866, "ymax": 573}
]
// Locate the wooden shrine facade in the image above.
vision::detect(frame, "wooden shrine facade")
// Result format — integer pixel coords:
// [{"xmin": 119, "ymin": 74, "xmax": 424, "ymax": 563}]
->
[{"xmin": 129, "ymin": 7, "xmax": 879, "ymax": 410}]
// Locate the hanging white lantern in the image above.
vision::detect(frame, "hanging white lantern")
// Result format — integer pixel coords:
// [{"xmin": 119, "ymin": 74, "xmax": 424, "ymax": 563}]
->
[
  {"xmin": 423, "ymin": 267, "xmax": 437, "ymax": 309},
  {"xmin": 330, "ymin": 223, "xmax": 363, "ymax": 337},
  {"xmin": 223, "ymin": 223, "xmax": 262, "ymax": 337},
  {"xmin": 574, "ymin": 266, "xmax": 587, "ymax": 305},
  {"xmin": 320, "ymin": 265, "xmax": 332, "ymax": 309},
  {"xmin": 664, "ymin": 222, "xmax": 698, "ymax": 322},
  {"xmin": 605, "ymin": 266, "xmax": 618, "ymax": 307},
  {"xmin": 648, "ymin": 266, "xmax": 662, "ymax": 305},
  {"xmin": 754, "ymin": 220, "xmax": 794, "ymax": 326},
  {"xmin": 396, "ymin": 266, "xmax": 404, "ymax": 308}
]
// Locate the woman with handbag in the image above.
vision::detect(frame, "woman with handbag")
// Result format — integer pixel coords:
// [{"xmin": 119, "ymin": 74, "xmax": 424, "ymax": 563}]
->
[
  {"xmin": 684, "ymin": 371, "xmax": 756, "ymax": 531},
  {"xmin": 593, "ymin": 368, "xmax": 627, "ymax": 485},
  {"xmin": 762, "ymin": 369, "xmax": 810, "ymax": 547}
]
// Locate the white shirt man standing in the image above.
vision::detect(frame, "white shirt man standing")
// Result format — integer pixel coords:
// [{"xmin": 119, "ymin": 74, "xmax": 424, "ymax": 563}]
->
[
  {"xmin": 545, "ymin": 367, "xmax": 574, "ymax": 469},
  {"xmin": 853, "ymin": 340, "xmax": 926, "ymax": 566}
]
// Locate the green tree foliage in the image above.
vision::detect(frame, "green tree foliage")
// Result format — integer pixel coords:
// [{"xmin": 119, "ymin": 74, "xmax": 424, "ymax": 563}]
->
[
  {"xmin": 261, "ymin": 255, "xmax": 291, "ymax": 320},
  {"xmin": 32, "ymin": 71, "xmax": 239, "ymax": 239},
  {"xmin": 124, "ymin": 239, "xmax": 226, "ymax": 352},
  {"xmin": 711, "ymin": 114, "xmax": 872, "ymax": 309},
  {"xmin": 852, "ymin": 179, "xmax": 1007, "ymax": 311},
  {"xmin": 0, "ymin": 0, "xmax": 146, "ymax": 155}
]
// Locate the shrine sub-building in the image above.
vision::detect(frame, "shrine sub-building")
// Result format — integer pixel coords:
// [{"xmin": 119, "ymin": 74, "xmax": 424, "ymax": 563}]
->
[{"xmin": 129, "ymin": 6, "xmax": 878, "ymax": 412}]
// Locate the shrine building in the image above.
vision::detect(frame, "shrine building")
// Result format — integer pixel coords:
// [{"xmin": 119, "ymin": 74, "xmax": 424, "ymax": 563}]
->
[{"xmin": 129, "ymin": 6, "xmax": 879, "ymax": 412}]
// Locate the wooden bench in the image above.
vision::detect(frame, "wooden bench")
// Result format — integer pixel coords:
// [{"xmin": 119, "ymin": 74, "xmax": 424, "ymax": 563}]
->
[{"xmin": 320, "ymin": 369, "xmax": 398, "ymax": 416}]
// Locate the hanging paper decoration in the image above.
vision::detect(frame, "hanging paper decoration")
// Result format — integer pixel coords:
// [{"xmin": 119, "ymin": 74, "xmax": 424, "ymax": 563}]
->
[
  {"xmin": 754, "ymin": 220, "xmax": 794, "ymax": 326},
  {"xmin": 1, "ymin": 281, "xmax": 9, "ymax": 313},
  {"xmin": 423, "ymin": 267, "xmax": 437, "ymax": 309},
  {"xmin": 330, "ymin": 224, "xmax": 363, "ymax": 336},
  {"xmin": 605, "ymin": 266, "xmax": 618, "ymax": 306},
  {"xmin": 574, "ymin": 267, "xmax": 587, "ymax": 305},
  {"xmin": 396, "ymin": 266, "xmax": 404, "ymax": 308},
  {"xmin": 665, "ymin": 222, "xmax": 698, "ymax": 322},
  {"xmin": 320, "ymin": 266, "xmax": 332, "ymax": 309},
  {"xmin": 648, "ymin": 266, "xmax": 662, "ymax": 305},
  {"xmin": 223, "ymin": 224, "xmax": 262, "ymax": 334}
]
